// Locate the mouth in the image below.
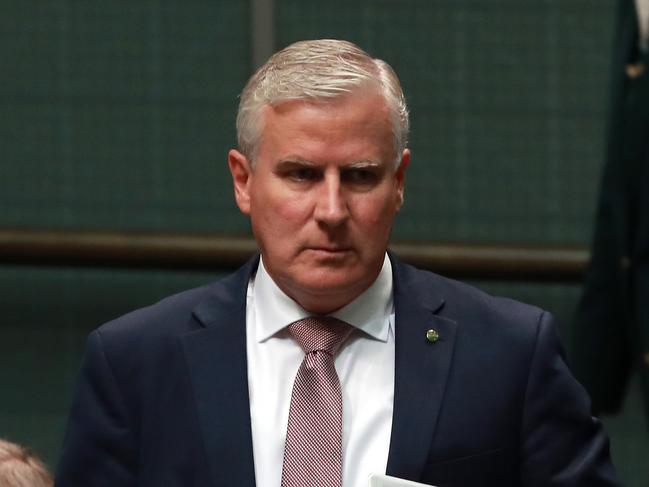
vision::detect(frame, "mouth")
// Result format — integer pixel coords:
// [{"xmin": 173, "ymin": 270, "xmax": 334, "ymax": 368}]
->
[{"xmin": 307, "ymin": 246, "xmax": 353, "ymax": 255}]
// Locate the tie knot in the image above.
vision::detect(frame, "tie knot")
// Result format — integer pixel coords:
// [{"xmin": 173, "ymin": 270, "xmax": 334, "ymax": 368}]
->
[{"xmin": 288, "ymin": 316, "xmax": 353, "ymax": 355}]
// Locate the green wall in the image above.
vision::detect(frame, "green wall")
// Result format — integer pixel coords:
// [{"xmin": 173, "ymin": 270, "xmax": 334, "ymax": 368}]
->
[{"xmin": 1, "ymin": 1, "xmax": 646, "ymax": 484}]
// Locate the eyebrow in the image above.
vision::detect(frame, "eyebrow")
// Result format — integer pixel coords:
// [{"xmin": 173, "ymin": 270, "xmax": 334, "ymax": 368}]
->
[
  {"xmin": 345, "ymin": 160, "xmax": 382, "ymax": 169},
  {"xmin": 276, "ymin": 158, "xmax": 382, "ymax": 168},
  {"xmin": 276, "ymin": 158, "xmax": 318, "ymax": 168}
]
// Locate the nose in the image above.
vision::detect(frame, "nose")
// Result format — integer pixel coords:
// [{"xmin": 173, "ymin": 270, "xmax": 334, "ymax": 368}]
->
[{"xmin": 314, "ymin": 172, "xmax": 349, "ymax": 227}]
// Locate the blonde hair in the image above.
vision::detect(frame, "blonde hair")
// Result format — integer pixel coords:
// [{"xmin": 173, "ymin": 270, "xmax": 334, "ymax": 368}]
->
[
  {"xmin": 236, "ymin": 39, "xmax": 409, "ymax": 165},
  {"xmin": 0, "ymin": 439, "xmax": 53, "ymax": 487}
]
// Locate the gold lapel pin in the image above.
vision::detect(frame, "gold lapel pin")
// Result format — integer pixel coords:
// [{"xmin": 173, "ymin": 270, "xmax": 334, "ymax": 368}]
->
[{"xmin": 426, "ymin": 329, "xmax": 439, "ymax": 343}]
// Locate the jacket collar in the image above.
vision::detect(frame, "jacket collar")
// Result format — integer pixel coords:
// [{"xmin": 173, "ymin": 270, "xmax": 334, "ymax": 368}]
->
[{"xmin": 182, "ymin": 255, "xmax": 259, "ymax": 487}]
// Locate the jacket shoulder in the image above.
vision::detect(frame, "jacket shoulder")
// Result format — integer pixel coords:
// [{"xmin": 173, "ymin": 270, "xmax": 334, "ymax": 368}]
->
[
  {"xmin": 94, "ymin": 256, "xmax": 258, "ymax": 347},
  {"xmin": 393, "ymin": 257, "xmax": 548, "ymax": 339}
]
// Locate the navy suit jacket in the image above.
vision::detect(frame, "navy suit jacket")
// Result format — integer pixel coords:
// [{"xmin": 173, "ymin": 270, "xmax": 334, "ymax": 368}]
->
[{"xmin": 56, "ymin": 255, "xmax": 619, "ymax": 486}]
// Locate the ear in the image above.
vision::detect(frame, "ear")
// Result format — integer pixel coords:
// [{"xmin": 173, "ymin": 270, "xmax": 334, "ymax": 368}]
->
[
  {"xmin": 228, "ymin": 149, "xmax": 253, "ymax": 215},
  {"xmin": 394, "ymin": 149, "xmax": 410, "ymax": 211}
]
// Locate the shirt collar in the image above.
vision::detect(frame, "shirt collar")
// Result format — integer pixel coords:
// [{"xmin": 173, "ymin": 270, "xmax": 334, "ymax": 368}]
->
[{"xmin": 251, "ymin": 254, "xmax": 394, "ymax": 343}]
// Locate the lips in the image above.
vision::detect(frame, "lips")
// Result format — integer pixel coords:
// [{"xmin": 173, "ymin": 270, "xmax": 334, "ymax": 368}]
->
[
  {"xmin": 306, "ymin": 246, "xmax": 353, "ymax": 256},
  {"xmin": 308, "ymin": 246, "xmax": 352, "ymax": 252}
]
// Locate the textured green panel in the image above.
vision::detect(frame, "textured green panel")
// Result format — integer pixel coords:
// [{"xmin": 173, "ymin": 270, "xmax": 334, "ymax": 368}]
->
[
  {"xmin": 0, "ymin": 0, "xmax": 615, "ymax": 242},
  {"xmin": 0, "ymin": 0, "xmax": 250, "ymax": 234},
  {"xmin": 0, "ymin": 0, "xmax": 251, "ymax": 469},
  {"xmin": 0, "ymin": 265, "xmax": 222, "ymax": 467},
  {"xmin": 602, "ymin": 378, "xmax": 649, "ymax": 487},
  {"xmin": 276, "ymin": 0, "xmax": 615, "ymax": 245}
]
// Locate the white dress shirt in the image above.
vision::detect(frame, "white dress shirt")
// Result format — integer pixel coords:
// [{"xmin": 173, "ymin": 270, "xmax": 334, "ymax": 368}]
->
[{"xmin": 246, "ymin": 254, "xmax": 395, "ymax": 487}]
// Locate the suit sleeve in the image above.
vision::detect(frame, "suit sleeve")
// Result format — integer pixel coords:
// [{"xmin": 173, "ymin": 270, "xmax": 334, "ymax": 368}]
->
[
  {"xmin": 55, "ymin": 330, "xmax": 138, "ymax": 486},
  {"xmin": 520, "ymin": 311, "xmax": 620, "ymax": 487}
]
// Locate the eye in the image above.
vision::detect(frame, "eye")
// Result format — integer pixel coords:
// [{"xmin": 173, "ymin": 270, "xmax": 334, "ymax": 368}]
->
[
  {"xmin": 288, "ymin": 167, "xmax": 320, "ymax": 182},
  {"xmin": 343, "ymin": 168, "xmax": 379, "ymax": 186}
]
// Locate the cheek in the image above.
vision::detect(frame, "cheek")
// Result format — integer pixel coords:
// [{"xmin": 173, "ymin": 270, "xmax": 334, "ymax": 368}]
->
[
  {"xmin": 281, "ymin": 196, "xmax": 314, "ymax": 221},
  {"xmin": 251, "ymin": 185, "xmax": 312, "ymax": 228},
  {"xmin": 352, "ymin": 190, "xmax": 400, "ymax": 226},
  {"xmin": 272, "ymin": 192, "xmax": 314, "ymax": 224}
]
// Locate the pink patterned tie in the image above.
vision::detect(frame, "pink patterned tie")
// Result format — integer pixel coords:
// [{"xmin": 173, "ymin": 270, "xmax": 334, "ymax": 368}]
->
[{"xmin": 281, "ymin": 316, "xmax": 353, "ymax": 487}]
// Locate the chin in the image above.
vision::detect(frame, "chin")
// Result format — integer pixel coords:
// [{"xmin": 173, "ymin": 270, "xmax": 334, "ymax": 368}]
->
[{"xmin": 295, "ymin": 269, "xmax": 369, "ymax": 297}]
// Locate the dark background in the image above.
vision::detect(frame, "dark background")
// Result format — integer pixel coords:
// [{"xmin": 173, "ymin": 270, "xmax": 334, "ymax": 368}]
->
[{"xmin": 1, "ymin": 1, "xmax": 646, "ymax": 484}]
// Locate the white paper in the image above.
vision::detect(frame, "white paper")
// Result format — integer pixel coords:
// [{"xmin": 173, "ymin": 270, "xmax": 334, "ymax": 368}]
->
[{"xmin": 368, "ymin": 473, "xmax": 437, "ymax": 487}]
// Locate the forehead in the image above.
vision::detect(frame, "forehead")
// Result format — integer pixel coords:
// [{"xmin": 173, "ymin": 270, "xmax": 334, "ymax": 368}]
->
[{"xmin": 257, "ymin": 89, "xmax": 395, "ymax": 162}]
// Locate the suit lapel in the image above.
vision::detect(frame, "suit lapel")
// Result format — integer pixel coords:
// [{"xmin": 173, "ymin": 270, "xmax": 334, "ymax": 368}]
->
[
  {"xmin": 181, "ymin": 258, "xmax": 259, "ymax": 487},
  {"xmin": 386, "ymin": 258, "xmax": 458, "ymax": 480},
  {"xmin": 178, "ymin": 255, "xmax": 456, "ymax": 484}
]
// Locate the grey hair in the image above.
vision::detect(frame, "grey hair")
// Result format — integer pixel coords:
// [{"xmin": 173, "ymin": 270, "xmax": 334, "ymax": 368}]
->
[{"xmin": 236, "ymin": 39, "xmax": 409, "ymax": 166}]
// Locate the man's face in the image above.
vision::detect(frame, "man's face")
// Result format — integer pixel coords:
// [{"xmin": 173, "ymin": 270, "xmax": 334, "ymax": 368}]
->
[{"xmin": 228, "ymin": 88, "xmax": 409, "ymax": 313}]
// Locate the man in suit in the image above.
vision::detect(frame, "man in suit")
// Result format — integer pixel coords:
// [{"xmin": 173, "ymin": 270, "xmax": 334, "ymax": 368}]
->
[
  {"xmin": 572, "ymin": 0, "xmax": 649, "ymax": 425},
  {"xmin": 56, "ymin": 39, "xmax": 620, "ymax": 487}
]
